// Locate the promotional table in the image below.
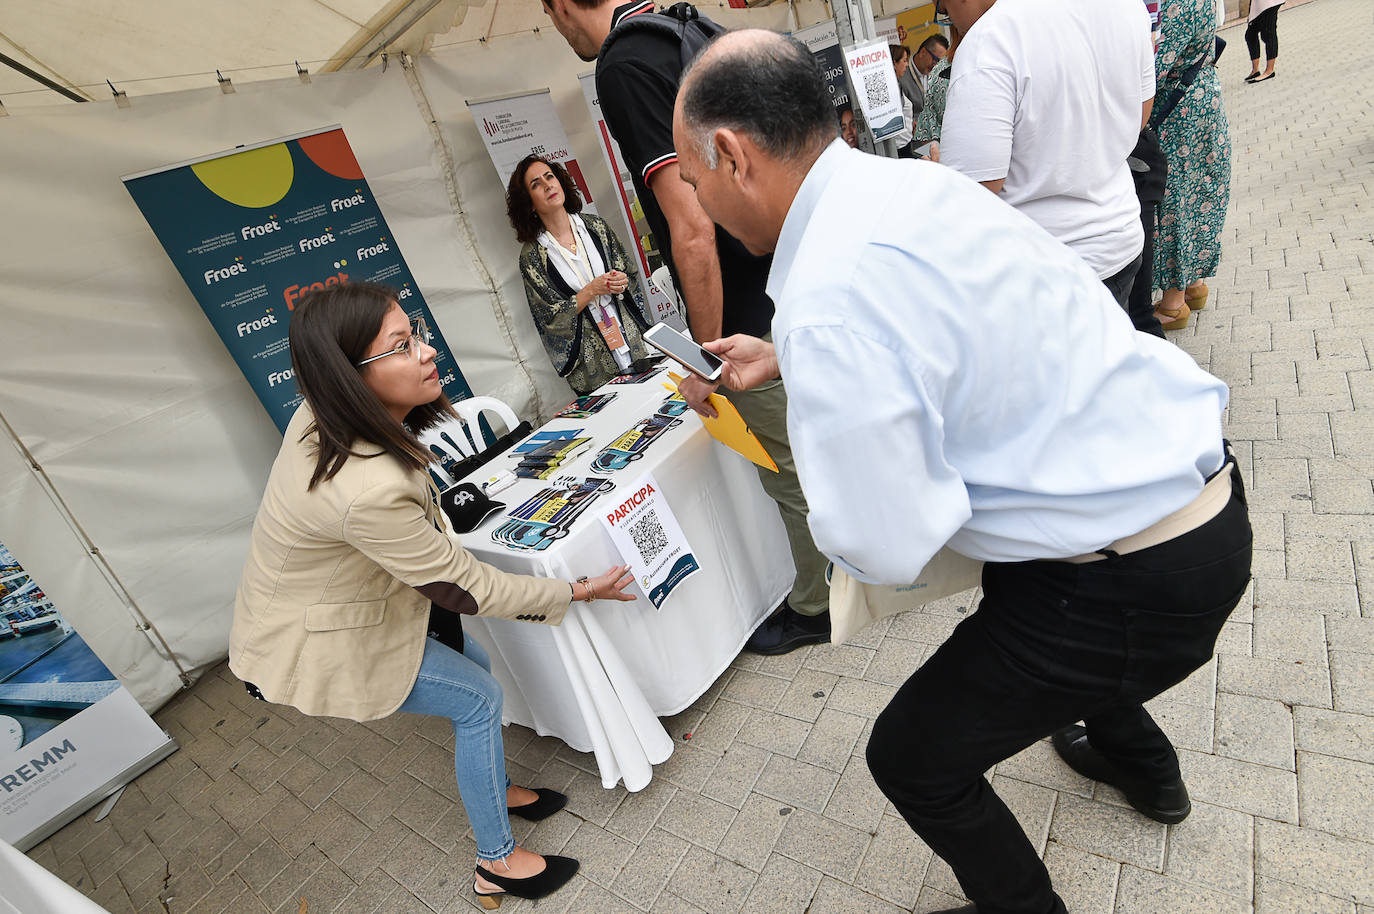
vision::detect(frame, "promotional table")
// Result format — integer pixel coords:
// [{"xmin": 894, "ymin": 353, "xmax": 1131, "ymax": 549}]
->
[{"xmin": 457, "ymin": 368, "xmax": 793, "ymax": 791}]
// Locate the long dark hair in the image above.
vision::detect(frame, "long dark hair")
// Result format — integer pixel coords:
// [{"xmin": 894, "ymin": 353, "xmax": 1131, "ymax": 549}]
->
[
  {"xmin": 506, "ymin": 154, "xmax": 583, "ymax": 244},
  {"xmin": 288, "ymin": 281, "xmax": 455, "ymax": 489}
]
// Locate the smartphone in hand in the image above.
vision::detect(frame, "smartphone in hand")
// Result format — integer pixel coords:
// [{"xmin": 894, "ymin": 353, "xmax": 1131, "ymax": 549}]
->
[{"xmin": 642, "ymin": 323, "xmax": 724, "ymax": 382}]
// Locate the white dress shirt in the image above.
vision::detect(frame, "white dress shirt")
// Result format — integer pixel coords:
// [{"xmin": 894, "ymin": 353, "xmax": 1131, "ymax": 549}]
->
[
  {"xmin": 940, "ymin": 0, "xmax": 1155, "ymax": 278},
  {"xmin": 767, "ymin": 141, "xmax": 1228, "ymax": 586}
]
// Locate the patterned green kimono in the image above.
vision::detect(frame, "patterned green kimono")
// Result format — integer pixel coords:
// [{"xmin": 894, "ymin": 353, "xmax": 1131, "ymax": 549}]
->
[
  {"xmin": 518, "ymin": 213, "xmax": 655, "ymax": 394},
  {"xmin": 913, "ymin": 58, "xmax": 952, "ymax": 146},
  {"xmin": 1153, "ymin": 0, "xmax": 1232, "ymax": 291}
]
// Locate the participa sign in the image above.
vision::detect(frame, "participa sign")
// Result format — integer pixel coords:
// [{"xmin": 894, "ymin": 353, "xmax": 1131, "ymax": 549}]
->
[
  {"xmin": 123, "ymin": 126, "xmax": 473, "ymax": 433},
  {"xmin": 600, "ymin": 474, "xmax": 700, "ymax": 610},
  {"xmin": 844, "ymin": 41, "xmax": 905, "ymax": 141}
]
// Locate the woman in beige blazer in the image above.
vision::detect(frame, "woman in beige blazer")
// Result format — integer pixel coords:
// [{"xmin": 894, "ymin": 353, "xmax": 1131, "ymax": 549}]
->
[{"xmin": 230, "ymin": 282, "xmax": 634, "ymax": 908}]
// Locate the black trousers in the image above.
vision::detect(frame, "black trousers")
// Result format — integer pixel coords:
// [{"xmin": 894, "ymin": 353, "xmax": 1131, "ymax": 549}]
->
[
  {"xmin": 866, "ymin": 463, "xmax": 1252, "ymax": 914},
  {"xmin": 1245, "ymin": 6, "xmax": 1281, "ymax": 61},
  {"xmin": 1129, "ymin": 202, "xmax": 1166, "ymax": 337},
  {"xmin": 1101, "ymin": 252, "xmax": 1142, "ymax": 312}
]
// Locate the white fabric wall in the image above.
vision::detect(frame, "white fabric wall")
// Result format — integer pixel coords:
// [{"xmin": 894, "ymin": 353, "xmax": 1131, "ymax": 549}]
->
[{"xmin": 0, "ymin": 7, "xmax": 787, "ymax": 712}]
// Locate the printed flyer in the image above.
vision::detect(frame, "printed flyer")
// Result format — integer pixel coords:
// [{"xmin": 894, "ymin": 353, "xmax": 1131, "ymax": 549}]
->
[
  {"xmin": 0, "ymin": 541, "xmax": 174, "ymax": 851},
  {"xmin": 600, "ymin": 474, "xmax": 700, "ymax": 610},
  {"xmin": 845, "ymin": 41, "xmax": 905, "ymax": 141},
  {"xmin": 123, "ymin": 126, "xmax": 473, "ymax": 433}
]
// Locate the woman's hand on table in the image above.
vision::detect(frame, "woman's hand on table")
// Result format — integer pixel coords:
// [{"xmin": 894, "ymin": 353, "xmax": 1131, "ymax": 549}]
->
[{"xmin": 573, "ymin": 564, "xmax": 638, "ymax": 603}]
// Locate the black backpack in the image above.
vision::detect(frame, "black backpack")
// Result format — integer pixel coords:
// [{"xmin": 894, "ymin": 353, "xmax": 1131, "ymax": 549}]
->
[{"xmin": 598, "ymin": 2, "xmax": 727, "ymax": 70}]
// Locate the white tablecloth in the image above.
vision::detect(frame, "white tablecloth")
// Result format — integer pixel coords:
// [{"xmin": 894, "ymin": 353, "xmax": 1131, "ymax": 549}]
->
[{"xmin": 458, "ymin": 368, "xmax": 793, "ymax": 791}]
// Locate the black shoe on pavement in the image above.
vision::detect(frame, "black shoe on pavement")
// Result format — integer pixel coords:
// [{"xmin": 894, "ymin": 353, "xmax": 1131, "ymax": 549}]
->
[
  {"xmin": 745, "ymin": 603, "xmax": 830, "ymax": 655},
  {"xmin": 1051, "ymin": 724, "xmax": 1191, "ymax": 824}
]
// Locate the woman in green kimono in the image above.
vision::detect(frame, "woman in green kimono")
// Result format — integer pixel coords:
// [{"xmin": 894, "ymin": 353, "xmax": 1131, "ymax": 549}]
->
[
  {"xmin": 1151, "ymin": 0, "xmax": 1232, "ymax": 331},
  {"xmin": 506, "ymin": 154, "xmax": 654, "ymax": 394}
]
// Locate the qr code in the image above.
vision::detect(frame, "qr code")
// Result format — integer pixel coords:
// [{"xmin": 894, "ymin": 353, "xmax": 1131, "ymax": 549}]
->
[
  {"xmin": 628, "ymin": 510, "xmax": 669, "ymax": 563},
  {"xmin": 863, "ymin": 71, "xmax": 890, "ymax": 108}
]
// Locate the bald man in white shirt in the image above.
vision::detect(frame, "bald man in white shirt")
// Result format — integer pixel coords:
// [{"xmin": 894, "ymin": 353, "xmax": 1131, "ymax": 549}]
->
[{"xmin": 673, "ymin": 30, "xmax": 1251, "ymax": 914}]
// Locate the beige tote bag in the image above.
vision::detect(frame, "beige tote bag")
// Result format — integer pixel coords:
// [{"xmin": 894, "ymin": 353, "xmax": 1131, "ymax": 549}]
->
[{"xmin": 827, "ymin": 548, "xmax": 984, "ymax": 644}]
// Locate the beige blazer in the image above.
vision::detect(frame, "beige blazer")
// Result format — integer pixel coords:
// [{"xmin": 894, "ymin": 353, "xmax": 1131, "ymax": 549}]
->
[{"xmin": 230, "ymin": 406, "xmax": 570, "ymax": 721}]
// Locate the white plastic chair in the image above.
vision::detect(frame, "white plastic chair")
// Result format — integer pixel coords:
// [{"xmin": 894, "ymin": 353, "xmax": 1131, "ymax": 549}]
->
[{"xmin": 418, "ymin": 396, "xmax": 521, "ymax": 487}]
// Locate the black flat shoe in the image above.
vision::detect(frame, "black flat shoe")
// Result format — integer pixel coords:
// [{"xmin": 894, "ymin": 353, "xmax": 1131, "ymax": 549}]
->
[
  {"xmin": 1051, "ymin": 725, "xmax": 1191, "ymax": 824},
  {"xmin": 1254, "ymin": 72, "xmax": 1276, "ymax": 82},
  {"xmin": 745, "ymin": 603, "xmax": 830, "ymax": 655},
  {"xmin": 507, "ymin": 787, "xmax": 566, "ymax": 821},
  {"xmin": 474, "ymin": 855, "xmax": 579, "ymax": 909},
  {"xmin": 1244, "ymin": 71, "xmax": 1261, "ymax": 81}
]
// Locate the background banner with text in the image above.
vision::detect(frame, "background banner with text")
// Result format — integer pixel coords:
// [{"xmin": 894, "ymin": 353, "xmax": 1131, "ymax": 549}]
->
[{"xmin": 123, "ymin": 125, "xmax": 474, "ymax": 433}]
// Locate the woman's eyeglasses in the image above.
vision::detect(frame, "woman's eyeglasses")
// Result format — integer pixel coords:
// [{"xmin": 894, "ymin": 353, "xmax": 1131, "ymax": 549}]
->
[{"xmin": 355, "ymin": 316, "xmax": 433, "ymax": 367}]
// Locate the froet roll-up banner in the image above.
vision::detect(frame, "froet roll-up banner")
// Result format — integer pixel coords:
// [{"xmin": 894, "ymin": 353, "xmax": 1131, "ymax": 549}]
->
[
  {"xmin": 122, "ymin": 125, "xmax": 474, "ymax": 434},
  {"xmin": 846, "ymin": 42, "xmax": 905, "ymax": 142},
  {"xmin": 577, "ymin": 73, "xmax": 685, "ymax": 329},
  {"xmin": 794, "ymin": 21, "xmax": 865, "ymax": 150},
  {"xmin": 0, "ymin": 541, "xmax": 175, "ymax": 852}
]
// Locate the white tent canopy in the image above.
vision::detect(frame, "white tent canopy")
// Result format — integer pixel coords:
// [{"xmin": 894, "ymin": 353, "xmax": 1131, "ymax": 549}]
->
[
  {"xmin": 2, "ymin": 0, "xmax": 845, "ymax": 713},
  {"xmin": 0, "ymin": 0, "xmax": 888, "ymax": 110}
]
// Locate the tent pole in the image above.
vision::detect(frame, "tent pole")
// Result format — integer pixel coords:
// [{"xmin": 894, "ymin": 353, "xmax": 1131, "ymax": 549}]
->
[
  {"xmin": 0, "ymin": 52, "xmax": 87, "ymax": 103},
  {"xmin": 0, "ymin": 410, "xmax": 192, "ymax": 688}
]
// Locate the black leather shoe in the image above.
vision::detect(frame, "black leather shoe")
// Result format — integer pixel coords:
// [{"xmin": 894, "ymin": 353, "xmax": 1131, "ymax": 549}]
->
[
  {"xmin": 1052, "ymin": 725, "xmax": 1191, "ymax": 824},
  {"xmin": 474, "ymin": 854, "xmax": 579, "ymax": 908},
  {"xmin": 745, "ymin": 603, "xmax": 830, "ymax": 655},
  {"xmin": 507, "ymin": 787, "xmax": 566, "ymax": 822}
]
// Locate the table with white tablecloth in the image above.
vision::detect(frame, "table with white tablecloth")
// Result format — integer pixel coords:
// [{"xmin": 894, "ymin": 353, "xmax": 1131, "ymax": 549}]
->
[{"xmin": 457, "ymin": 367, "xmax": 794, "ymax": 791}]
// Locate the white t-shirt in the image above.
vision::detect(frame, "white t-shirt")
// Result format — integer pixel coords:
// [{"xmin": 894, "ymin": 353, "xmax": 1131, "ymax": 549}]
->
[{"xmin": 941, "ymin": 0, "xmax": 1156, "ymax": 278}]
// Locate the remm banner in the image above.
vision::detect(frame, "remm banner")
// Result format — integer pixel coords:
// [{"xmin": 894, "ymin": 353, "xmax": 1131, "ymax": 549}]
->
[
  {"xmin": 0, "ymin": 541, "xmax": 174, "ymax": 851},
  {"xmin": 123, "ymin": 126, "xmax": 474, "ymax": 433}
]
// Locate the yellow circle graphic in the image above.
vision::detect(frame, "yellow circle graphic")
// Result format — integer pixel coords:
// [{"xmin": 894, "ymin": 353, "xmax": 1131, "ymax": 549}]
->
[{"xmin": 190, "ymin": 143, "xmax": 294, "ymax": 208}]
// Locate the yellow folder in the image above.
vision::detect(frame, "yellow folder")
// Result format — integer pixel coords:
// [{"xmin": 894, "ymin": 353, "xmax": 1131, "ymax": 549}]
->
[{"xmin": 664, "ymin": 374, "xmax": 778, "ymax": 473}]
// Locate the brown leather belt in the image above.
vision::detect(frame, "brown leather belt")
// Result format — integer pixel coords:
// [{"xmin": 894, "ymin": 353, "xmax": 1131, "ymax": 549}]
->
[{"xmin": 1059, "ymin": 462, "xmax": 1234, "ymax": 564}]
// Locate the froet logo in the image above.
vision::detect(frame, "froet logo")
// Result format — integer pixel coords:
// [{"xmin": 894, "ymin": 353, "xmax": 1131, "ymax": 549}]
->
[
  {"xmin": 205, "ymin": 256, "xmax": 246, "ymax": 285},
  {"xmin": 357, "ymin": 239, "xmax": 390, "ymax": 260},
  {"xmin": 283, "ymin": 271, "xmax": 349, "ymax": 309},
  {"xmin": 267, "ymin": 368, "xmax": 296, "ymax": 388},
  {"xmin": 299, "ymin": 230, "xmax": 337, "ymax": 252},
  {"xmin": 236, "ymin": 309, "xmax": 279, "ymax": 337},
  {"xmin": 330, "ymin": 192, "xmax": 366, "ymax": 212},
  {"xmin": 241, "ymin": 219, "xmax": 281, "ymax": 240},
  {"xmin": 397, "ymin": 286, "xmax": 413, "ymax": 300}
]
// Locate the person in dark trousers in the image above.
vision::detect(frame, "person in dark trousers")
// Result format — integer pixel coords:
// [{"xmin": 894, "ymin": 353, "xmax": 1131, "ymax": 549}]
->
[
  {"xmin": 540, "ymin": 0, "xmax": 833, "ymax": 654},
  {"xmin": 1245, "ymin": 0, "xmax": 1282, "ymax": 81},
  {"xmin": 674, "ymin": 30, "xmax": 1253, "ymax": 914}
]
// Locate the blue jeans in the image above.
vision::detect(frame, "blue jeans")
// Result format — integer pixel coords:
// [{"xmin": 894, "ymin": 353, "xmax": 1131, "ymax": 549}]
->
[{"xmin": 397, "ymin": 633, "xmax": 514, "ymax": 861}]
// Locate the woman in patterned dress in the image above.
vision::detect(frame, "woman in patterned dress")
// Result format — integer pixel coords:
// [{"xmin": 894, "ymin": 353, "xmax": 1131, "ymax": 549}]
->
[
  {"xmin": 507, "ymin": 154, "xmax": 655, "ymax": 394},
  {"xmin": 1152, "ymin": 0, "xmax": 1232, "ymax": 330}
]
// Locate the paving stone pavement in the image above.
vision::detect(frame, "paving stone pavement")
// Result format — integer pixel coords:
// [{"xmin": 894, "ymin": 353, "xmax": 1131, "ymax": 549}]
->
[{"xmin": 23, "ymin": 0, "xmax": 1374, "ymax": 910}]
